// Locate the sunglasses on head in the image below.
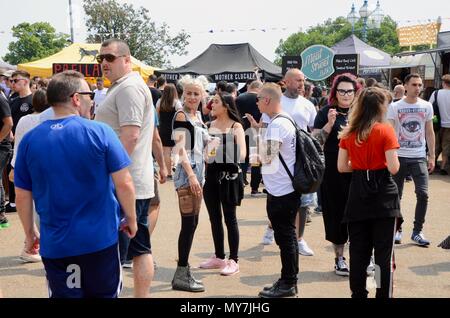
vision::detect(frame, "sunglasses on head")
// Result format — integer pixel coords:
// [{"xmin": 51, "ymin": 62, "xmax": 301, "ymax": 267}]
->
[
  {"xmin": 70, "ymin": 92, "xmax": 95, "ymax": 100},
  {"xmin": 96, "ymin": 54, "xmax": 127, "ymax": 64}
]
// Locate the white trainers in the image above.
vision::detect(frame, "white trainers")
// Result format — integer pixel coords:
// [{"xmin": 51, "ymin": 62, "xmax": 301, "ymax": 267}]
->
[
  {"xmin": 262, "ymin": 227, "xmax": 274, "ymax": 245},
  {"xmin": 334, "ymin": 257, "xmax": 350, "ymax": 276},
  {"xmin": 20, "ymin": 250, "xmax": 42, "ymax": 263},
  {"xmin": 298, "ymin": 239, "xmax": 314, "ymax": 256},
  {"xmin": 366, "ymin": 256, "xmax": 375, "ymax": 276},
  {"xmin": 394, "ymin": 231, "xmax": 402, "ymax": 244}
]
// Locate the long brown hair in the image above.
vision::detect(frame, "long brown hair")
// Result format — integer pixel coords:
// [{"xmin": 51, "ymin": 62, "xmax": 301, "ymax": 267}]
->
[
  {"xmin": 159, "ymin": 83, "xmax": 178, "ymax": 112},
  {"xmin": 339, "ymin": 87, "xmax": 391, "ymax": 145}
]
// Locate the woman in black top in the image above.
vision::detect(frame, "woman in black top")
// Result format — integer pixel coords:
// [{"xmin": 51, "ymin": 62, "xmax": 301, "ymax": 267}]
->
[
  {"xmin": 199, "ymin": 93, "xmax": 246, "ymax": 276},
  {"xmin": 157, "ymin": 84, "xmax": 182, "ymax": 178},
  {"xmin": 313, "ymin": 73, "xmax": 361, "ymax": 277}
]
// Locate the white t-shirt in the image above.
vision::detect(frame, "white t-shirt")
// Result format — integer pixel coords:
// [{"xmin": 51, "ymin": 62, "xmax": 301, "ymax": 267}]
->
[
  {"xmin": 95, "ymin": 72, "xmax": 155, "ymax": 199},
  {"xmin": 429, "ymin": 89, "xmax": 450, "ymax": 128},
  {"xmin": 387, "ymin": 98, "xmax": 433, "ymax": 158},
  {"xmin": 261, "ymin": 95, "xmax": 317, "ymax": 131},
  {"xmin": 93, "ymin": 88, "xmax": 108, "ymax": 114},
  {"xmin": 262, "ymin": 113, "xmax": 296, "ymax": 197},
  {"xmin": 11, "ymin": 114, "xmax": 41, "ymax": 167}
]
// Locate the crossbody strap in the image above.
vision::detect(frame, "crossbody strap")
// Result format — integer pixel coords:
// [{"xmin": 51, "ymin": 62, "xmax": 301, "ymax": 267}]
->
[{"xmin": 272, "ymin": 114, "xmax": 296, "ymax": 182}]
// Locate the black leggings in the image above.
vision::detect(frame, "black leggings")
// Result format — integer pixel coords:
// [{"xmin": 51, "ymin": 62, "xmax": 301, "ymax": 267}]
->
[
  {"xmin": 203, "ymin": 178, "xmax": 240, "ymax": 262},
  {"xmin": 177, "ymin": 214, "xmax": 199, "ymax": 267}
]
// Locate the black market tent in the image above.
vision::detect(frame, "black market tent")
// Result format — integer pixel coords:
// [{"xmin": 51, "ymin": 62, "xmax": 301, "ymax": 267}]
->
[
  {"xmin": 155, "ymin": 43, "xmax": 282, "ymax": 83},
  {"xmin": 331, "ymin": 35, "xmax": 391, "ymax": 68}
]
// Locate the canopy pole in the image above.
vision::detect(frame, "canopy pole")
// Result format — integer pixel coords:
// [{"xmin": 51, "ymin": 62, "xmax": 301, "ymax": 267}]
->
[{"xmin": 69, "ymin": 0, "xmax": 75, "ymax": 43}]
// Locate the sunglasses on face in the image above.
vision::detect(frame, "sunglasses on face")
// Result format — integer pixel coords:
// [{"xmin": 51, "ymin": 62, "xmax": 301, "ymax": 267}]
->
[
  {"xmin": 337, "ymin": 89, "xmax": 355, "ymax": 96},
  {"xmin": 70, "ymin": 92, "xmax": 95, "ymax": 100},
  {"xmin": 10, "ymin": 78, "xmax": 26, "ymax": 84},
  {"xmin": 96, "ymin": 54, "xmax": 126, "ymax": 64}
]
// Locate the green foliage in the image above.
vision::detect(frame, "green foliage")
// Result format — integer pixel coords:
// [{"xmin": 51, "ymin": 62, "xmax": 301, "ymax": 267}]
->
[
  {"xmin": 275, "ymin": 16, "xmax": 402, "ymax": 65},
  {"xmin": 83, "ymin": 0, "xmax": 190, "ymax": 68},
  {"xmin": 3, "ymin": 22, "xmax": 69, "ymax": 65}
]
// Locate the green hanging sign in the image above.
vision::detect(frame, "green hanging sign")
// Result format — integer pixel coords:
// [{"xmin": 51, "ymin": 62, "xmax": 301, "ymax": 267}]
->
[{"xmin": 300, "ymin": 45, "xmax": 335, "ymax": 81}]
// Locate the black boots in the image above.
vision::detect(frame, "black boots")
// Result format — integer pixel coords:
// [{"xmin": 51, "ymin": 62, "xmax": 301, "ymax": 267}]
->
[
  {"xmin": 172, "ymin": 265, "xmax": 205, "ymax": 292},
  {"xmin": 258, "ymin": 280, "xmax": 298, "ymax": 298}
]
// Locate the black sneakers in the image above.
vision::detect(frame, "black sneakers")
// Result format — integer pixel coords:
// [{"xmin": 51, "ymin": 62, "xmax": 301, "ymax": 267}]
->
[
  {"xmin": 5, "ymin": 203, "xmax": 17, "ymax": 213},
  {"xmin": 258, "ymin": 280, "xmax": 298, "ymax": 298}
]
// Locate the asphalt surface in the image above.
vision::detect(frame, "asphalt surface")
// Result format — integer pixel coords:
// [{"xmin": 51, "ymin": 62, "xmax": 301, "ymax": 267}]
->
[{"xmin": 0, "ymin": 173, "xmax": 449, "ymax": 298}]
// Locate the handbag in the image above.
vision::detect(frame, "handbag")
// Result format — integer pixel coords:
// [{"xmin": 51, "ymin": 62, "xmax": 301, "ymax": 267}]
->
[
  {"xmin": 176, "ymin": 186, "xmax": 202, "ymax": 216},
  {"xmin": 218, "ymin": 167, "xmax": 244, "ymax": 206}
]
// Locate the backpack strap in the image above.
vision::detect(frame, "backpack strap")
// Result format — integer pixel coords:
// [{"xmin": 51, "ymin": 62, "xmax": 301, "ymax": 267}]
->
[{"xmin": 272, "ymin": 114, "xmax": 296, "ymax": 182}]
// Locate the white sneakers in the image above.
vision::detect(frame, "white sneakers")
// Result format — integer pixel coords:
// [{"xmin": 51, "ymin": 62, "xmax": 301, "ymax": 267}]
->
[
  {"xmin": 298, "ymin": 239, "xmax": 314, "ymax": 256},
  {"xmin": 262, "ymin": 227, "xmax": 274, "ymax": 245},
  {"xmin": 20, "ymin": 250, "xmax": 42, "ymax": 263}
]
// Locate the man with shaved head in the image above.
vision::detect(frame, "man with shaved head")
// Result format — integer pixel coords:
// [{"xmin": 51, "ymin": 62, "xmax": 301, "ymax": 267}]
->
[
  {"xmin": 393, "ymin": 84, "xmax": 405, "ymax": 102},
  {"xmin": 260, "ymin": 69, "xmax": 317, "ymax": 256}
]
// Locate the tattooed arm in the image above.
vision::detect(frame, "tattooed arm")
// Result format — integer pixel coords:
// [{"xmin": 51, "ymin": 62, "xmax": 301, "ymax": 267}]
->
[{"xmin": 259, "ymin": 139, "xmax": 282, "ymax": 165}]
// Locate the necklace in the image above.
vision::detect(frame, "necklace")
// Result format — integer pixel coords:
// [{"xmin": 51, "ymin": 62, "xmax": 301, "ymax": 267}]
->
[{"xmin": 336, "ymin": 106, "xmax": 349, "ymax": 116}]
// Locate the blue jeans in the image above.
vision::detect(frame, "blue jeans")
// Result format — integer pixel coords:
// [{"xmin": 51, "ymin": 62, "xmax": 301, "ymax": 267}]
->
[{"xmin": 392, "ymin": 157, "xmax": 428, "ymax": 233}]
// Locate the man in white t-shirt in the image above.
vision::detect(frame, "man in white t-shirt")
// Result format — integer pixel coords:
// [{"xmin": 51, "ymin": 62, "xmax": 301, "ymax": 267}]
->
[
  {"xmin": 429, "ymin": 74, "xmax": 450, "ymax": 174},
  {"xmin": 248, "ymin": 83, "xmax": 300, "ymax": 298},
  {"xmin": 93, "ymin": 78, "xmax": 108, "ymax": 115},
  {"xmin": 387, "ymin": 73, "xmax": 435, "ymax": 247}
]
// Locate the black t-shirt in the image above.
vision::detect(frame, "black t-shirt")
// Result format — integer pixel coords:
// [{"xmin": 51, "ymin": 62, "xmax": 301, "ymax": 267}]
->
[
  {"xmin": 9, "ymin": 94, "xmax": 33, "ymax": 134},
  {"xmin": 149, "ymin": 87, "xmax": 162, "ymax": 106},
  {"xmin": 235, "ymin": 92, "xmax": 261, "ymax": 130},
  {"xmin": 313, "ymin": 105, "xmax": 349, "ymax": 153},
  {"xmin": 0, "ymin": 94, "xmax": 12, "ymax": 135}
]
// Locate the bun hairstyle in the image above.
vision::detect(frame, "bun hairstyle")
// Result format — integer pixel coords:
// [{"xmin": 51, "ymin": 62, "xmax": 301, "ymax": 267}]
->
[{"xmin": 178, "ymin": 75, "xmax": 209, "ymax": 93}]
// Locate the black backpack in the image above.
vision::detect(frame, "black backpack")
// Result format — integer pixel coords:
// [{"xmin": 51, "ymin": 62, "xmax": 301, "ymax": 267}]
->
[
  {"xmin": 275, "ymin": 114, "xmax": 325, "ymax": 194},
  {"xmin": 431, "ymin": 90, "xmax": 441, "ymax": 131}
]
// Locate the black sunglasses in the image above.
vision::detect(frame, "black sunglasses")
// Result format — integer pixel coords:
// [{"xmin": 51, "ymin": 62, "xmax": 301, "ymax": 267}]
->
[
  {"xmin": 10, "ymin": 78, "xmax": 27, "ymax": 84},
  {"xmin": 70, "ymin": 92, "xmax": 95, "ymax": 100},
  {"xmin": 336, "ymin": 89, "xmax": 355, "ymax": 96},
  {"xmin": 96, "ymin": 54, "xmax": 126, "ymax": 64}
]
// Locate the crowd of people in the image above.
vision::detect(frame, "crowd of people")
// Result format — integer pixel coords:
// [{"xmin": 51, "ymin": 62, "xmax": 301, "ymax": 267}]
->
[{"xmin": 0, "ymin": 38, "xmax": 449, "ymax": 299}]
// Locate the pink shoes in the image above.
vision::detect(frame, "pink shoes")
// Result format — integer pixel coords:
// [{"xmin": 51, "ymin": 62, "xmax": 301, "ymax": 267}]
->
[
  {"xmin": 199, "ymin": 256, "xmax": 227, "ymax": 269},
  {"xmin": 220, "ymin": 259, "xmax": 239, "ymax": 276}
]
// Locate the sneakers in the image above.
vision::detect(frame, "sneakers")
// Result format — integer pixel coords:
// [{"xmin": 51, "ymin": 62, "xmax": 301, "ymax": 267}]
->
[
  {"xmin": 334, "ymin": 257, "xmax": 350, "ymax": 276},
  {"xmin": 394, "ymin": 231, "xmax": 402, "ymax": 244},
  {"xmin": 262, "ymin": 227, "xmax": 274, "ymax": 245},
  {"xmin": 0, "ymin": 213, "xmax": 10, "ymax": 229},
  {"xmin": 20, "ymin": 249, "xmax": 42, "ymax": 263},
  {"xmin": 5, "ymin": 203, "xmax": 17, "ymax": 213},
  {"xmin": 411, "ymin": 232, "xmax": 430, "ymax": 246},
  {"xmin": 199, "ymin": 255, "xmax": 227, "ymax": 269},
  {"xmin": 122, "ymin": 260, "xmax": 133, "ymax": 269},
  {"xmin": 366, "ymin": 256, "xmax": 375, "ymax": 276},
  {"xmin": 220, "ymin": 259, "xmax": 240, "ymax": 276},
  {"xmin": 298, "ymin": 239, "xmax": 314, "ymax": 256}
]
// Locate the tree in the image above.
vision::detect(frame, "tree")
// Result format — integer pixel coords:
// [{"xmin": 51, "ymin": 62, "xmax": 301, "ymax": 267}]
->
[
  {"xmin": 275, "ymin": 16, "xmax": 401, "ymax": 65},
  {"xmin": 3, "ymin": 22, "xmax": 69, "ymax": 65},
  {"xmin": 83, "ymin": 0, "xmax": 190, "ymax": 68}
]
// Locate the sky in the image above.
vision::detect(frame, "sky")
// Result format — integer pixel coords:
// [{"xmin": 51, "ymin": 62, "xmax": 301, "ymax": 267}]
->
[{"xmin": 1, "ymin": 0, "xmax": 449, "ymax": 67}]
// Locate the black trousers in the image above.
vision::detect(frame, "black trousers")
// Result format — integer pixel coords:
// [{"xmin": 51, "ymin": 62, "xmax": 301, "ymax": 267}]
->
[
  {"xmin": 203, "ymin": 177, "xmax": 240, "ymax": 262},
  {"xmin": 348, "ymin": 217, "xmax": 396, "ymax": 298},
  {"xmin": 250, "ymin": 166, "xmax": 262, "ymax": 191},
  {"xmin": 266, "ymin": 191, "xmax": 300, "ymax": 285}
]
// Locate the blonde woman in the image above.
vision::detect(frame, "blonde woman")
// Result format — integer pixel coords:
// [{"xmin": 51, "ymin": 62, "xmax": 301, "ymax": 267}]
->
[{"xmin": 171, "ymin": 75, "xmax": 210, "ymax": 292}]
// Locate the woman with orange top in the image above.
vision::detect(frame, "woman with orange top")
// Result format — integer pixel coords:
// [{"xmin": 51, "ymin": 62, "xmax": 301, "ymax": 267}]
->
[{"xmin": 338, "ymin": 87, "xmax": 401, "ymax": 298}]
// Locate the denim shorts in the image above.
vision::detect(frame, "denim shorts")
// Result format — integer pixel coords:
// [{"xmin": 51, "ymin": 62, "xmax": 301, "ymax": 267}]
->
[{"xmin": 118, "ymin": 199, "xmax": 152, "ymax": 264}]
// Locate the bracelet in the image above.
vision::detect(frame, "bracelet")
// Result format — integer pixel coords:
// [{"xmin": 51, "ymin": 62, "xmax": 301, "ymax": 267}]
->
[{"xmin": 188, "ymin": 174, "xmax": 196, "ymax": 179}]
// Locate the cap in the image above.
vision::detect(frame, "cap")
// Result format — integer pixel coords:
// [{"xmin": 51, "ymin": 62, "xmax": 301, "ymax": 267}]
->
[{"xmin": 1, "ymin": 70, "xmax": 14, "ymax": 77}]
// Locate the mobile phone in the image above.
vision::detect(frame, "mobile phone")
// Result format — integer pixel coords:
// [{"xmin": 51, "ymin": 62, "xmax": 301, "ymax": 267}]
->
[{"xmin": 119, "ymin": 218, "xmax": 127, "ymax": 231}]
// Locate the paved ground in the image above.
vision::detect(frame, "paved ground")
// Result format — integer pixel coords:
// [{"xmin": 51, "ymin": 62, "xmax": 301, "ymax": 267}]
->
[{"xmin": 0, "ymin": 174, "xmax": 449, "ymax": 298}]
